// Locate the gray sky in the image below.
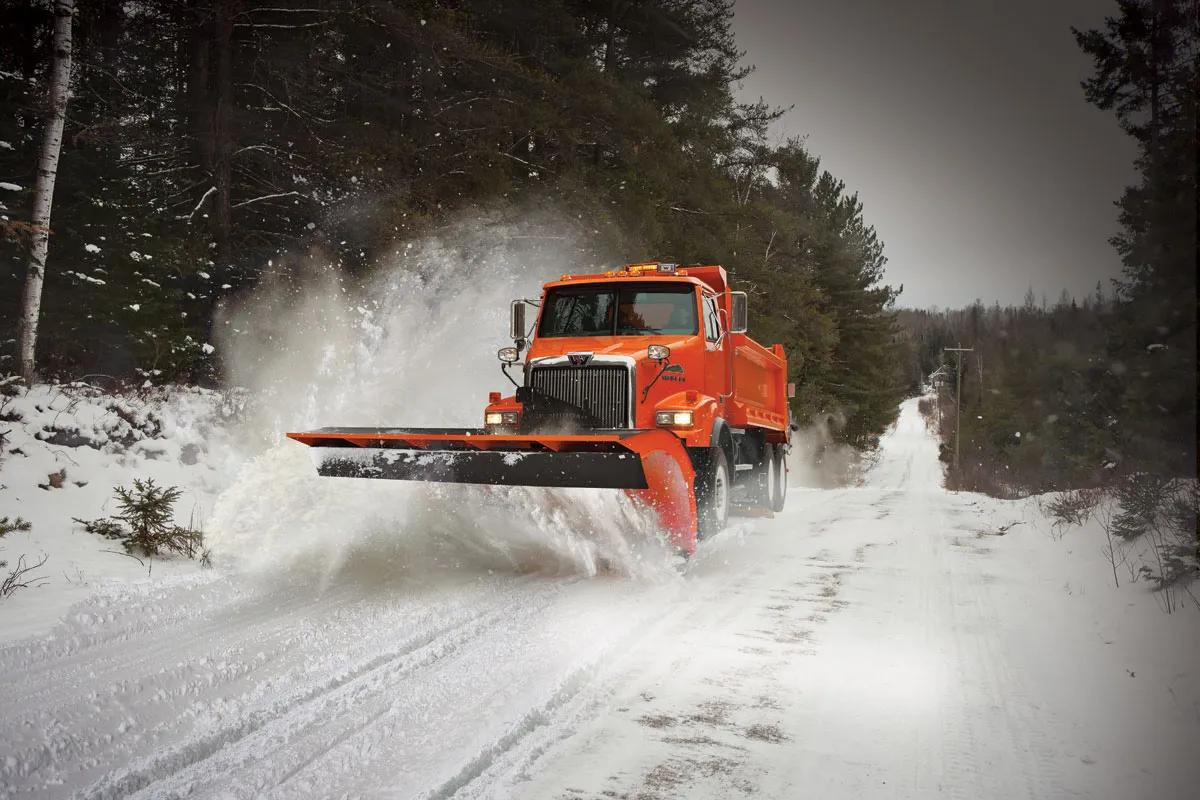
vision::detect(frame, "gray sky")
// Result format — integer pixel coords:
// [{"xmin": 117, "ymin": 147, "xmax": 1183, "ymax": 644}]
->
[{"xmin": 732, "ymin": 0, "xmax": 1138, "ymax": 309}]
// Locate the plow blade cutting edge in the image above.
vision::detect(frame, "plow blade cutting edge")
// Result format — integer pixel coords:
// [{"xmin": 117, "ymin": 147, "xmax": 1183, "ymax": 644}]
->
[{"xmin": 285, "ymin": 428, "xmax": 699, "ymax": 553}]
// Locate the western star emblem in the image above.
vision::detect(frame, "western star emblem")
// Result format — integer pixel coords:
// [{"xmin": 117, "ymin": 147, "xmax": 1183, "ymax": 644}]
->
[{"xmin": 567, "ymin": 352, "xmax": 593, "ymax": 367}]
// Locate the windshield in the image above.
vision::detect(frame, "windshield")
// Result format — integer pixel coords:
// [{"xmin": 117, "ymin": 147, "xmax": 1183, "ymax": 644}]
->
[{"xmin": 538, "ymin": 285, "xmax": 698, "ymax": 337}]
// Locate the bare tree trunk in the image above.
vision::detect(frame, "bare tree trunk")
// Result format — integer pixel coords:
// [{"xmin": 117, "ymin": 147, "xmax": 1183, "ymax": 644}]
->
[{"xmin": 18, "ymin": 0, "xmax": 75, "ymax": 383}]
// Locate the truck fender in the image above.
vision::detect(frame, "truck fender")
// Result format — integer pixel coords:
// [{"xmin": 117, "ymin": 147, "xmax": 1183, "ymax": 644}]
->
[
  {"xmin": 655, "ymin": 391, "xmax": 720, "ymax": 450},
  {"xmin": 708, "ymin": 416, "xmax": 736, "ymax": 471}
]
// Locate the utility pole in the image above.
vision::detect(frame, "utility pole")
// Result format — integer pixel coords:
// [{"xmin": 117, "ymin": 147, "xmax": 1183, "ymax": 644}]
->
[{"xmin": 944, "ymin": 345, "xmax": 973, "ymax": 474}]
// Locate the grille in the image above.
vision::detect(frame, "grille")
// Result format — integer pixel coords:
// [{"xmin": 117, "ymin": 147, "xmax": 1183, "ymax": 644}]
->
[{"xmin": 529, "ymin": 365, "xmax": 630, "ymax": 429}]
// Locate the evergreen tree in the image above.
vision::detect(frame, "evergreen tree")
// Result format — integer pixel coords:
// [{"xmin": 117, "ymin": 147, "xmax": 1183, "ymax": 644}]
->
[
  {"xmin": 1075, "ymin": 0, "xmax": 1198, "ymax": 476},
  {"xmin": 1, "ymin": 0, "xmax": 904, "ymax": 448}
]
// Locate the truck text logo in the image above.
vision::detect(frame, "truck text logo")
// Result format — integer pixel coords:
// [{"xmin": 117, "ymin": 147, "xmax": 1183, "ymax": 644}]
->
[{"xmin": 567, "ymin": 352, "xmax": 593, "ymax": 367}]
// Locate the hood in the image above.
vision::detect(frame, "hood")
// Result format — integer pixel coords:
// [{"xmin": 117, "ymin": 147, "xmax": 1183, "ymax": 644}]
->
[{"xmin": 526, "ymin": 335, "xmax": 695, "ymax": 364}]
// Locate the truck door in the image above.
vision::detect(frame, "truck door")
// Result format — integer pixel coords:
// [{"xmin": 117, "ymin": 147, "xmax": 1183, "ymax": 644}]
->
[{"xmin": 702, "ymin": 294, "xmax": 728, "ymax": 405}]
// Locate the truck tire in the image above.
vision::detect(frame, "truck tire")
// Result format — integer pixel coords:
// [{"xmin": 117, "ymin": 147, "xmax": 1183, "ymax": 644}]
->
[
  {"xmin": 751, "ymin": 442, "xmax": 776, "ymax": 509},
  {"xmin": 770, "ymin": 446, "xmax": 787, "ymax": 512},
  {"xmin": 695, "ymin": 446, "xmax": 731, "ymax": 540}
]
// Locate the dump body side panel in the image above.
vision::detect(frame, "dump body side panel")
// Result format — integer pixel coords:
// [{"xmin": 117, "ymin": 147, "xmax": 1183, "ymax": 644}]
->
[{"xmin": 725, "ymin": 333, "xmax": 789, "ymax": 439}]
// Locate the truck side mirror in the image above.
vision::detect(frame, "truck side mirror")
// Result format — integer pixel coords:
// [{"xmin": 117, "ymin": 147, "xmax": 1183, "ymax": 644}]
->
[
  {"xmin": 730, "ymin": 291, "xmax": 748, "ymax": 333},
  {"xmin": 510, "ymin": 300, "xmax": 526, "ymax": 344}
]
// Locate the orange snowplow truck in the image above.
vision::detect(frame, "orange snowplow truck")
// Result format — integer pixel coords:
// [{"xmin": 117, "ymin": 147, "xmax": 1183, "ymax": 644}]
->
[{"xmin": 287, "ymin": 263, "xmax": 792, "ymax": 555}]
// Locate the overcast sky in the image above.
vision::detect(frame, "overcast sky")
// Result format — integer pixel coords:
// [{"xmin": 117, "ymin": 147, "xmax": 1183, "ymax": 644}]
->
[{"xmin": 731, "ymin": 0, "xmax": 1138, "ymax": 309}]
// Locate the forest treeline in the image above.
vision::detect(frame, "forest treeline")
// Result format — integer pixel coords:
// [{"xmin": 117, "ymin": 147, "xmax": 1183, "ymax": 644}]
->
[
  {"xmin": 896, "ymin": 0, "xmax": 1195, "ymax": 495},
  {"xmin": 0, "ymin": 0, "xmax": 902, "ymax": 447},
  {"xmin": 899, "ymin": 289, "xmax": 1142, "ymax": 495},
  {"xmin": 898, "ymin": 281, "xmax": 1197, "ymax": 596},
  {"xmin": 896, "ymin": 0, "xmax": 1196, "ymax": 590}
]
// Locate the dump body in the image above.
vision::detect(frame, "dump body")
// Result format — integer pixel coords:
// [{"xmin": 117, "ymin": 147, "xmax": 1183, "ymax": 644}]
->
[{"xmin": 287, "ymin": 262, "xmax": 790, "ymax": 554}]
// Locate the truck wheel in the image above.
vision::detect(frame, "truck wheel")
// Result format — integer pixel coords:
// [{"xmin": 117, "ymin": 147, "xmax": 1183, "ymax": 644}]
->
[
  {"xmin": 695, "ymin": 446, "xmax": 731, "ymax": 539},
  {"xmin": 770, "ymin": 446, "xmax": 787, "ymax": 512},
  {"xmin": 751, "ymin": 443, "xmax": 776, "ymax": 508}
]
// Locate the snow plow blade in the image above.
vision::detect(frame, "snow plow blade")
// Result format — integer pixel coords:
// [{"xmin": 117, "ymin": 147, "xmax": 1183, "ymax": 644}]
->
[{"xmin": 285, "ymin": 428, "xmax": 699, "ymax": 553}]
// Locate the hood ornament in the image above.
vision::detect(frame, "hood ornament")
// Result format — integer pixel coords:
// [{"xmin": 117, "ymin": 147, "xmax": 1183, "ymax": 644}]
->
[{"xmin": 567, "ymin": 352, "xmax": 593, "ymax": 367}]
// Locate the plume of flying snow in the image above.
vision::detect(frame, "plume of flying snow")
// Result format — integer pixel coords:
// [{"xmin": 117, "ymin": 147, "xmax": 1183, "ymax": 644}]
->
[
  {"xmin": 206, "ymin": 209, "xmax": 678, "ymax": 584},
  {"xmin": 787, "ymin": 409, "xmax": 866, "ymax": 488}
]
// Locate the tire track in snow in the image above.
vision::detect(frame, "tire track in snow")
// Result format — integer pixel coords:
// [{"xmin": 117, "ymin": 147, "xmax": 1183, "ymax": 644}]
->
[
  {"xmin": 416, "ymin": 569, "xmax": 763, "ymax": 800},
  {"xmin": 242, "ymin": 579, "xmax": 686, "ymax": 800},
  {"xmin": 84, "ymin": 579, "xmax": 575, "ymax": 800},
  {"xmin": 459, "ymin": 503, "xmax": 868, "ymax": 800},
  {"xmin": 0, "ymin": 575, "xmax": 576, "ymax": 798},
  {"xmin": 0, "ymin": 574, "xmax": 381, "ymax": 711},
  {"xmin": 939, "ymin": 507, "xmax": 1069, "ymax": 800},
  {"xmin": 2, "ymin": 579, "xmax": 375, "ymax": 791}
]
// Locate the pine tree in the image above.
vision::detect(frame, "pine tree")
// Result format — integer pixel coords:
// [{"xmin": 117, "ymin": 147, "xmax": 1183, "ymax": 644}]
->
[
  {"xmin": 0, "ymin": 0, "xmax": 905, "ymax": 453},
  {"xmin": 1075, "ymin": 0, "xmax": 1198, "ymax": 476}
]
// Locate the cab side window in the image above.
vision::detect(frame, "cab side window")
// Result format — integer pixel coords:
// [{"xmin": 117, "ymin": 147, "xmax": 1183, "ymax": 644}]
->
[{"xmin": 704, "ymin": 296, "xmax": 721, "ymax": 342}]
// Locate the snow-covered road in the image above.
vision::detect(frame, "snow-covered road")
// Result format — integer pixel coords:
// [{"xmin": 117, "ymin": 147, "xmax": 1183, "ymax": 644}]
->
[{"xmin": 2, "ymin": 399, "xmax": 1197, "ymax": 799}]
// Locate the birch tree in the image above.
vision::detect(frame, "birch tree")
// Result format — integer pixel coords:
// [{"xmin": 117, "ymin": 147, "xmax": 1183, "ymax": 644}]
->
[{"xmin": 17, "ymin": 0, "xmax": 75, "ymax": 383}]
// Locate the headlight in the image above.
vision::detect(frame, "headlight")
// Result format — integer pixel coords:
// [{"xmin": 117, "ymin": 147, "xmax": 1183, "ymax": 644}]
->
[
  {"xmin": 655, "ymin": 410, "xmax": 693, "ymax": 427},
  {"xmin": 486, "ymin": 411, "xmax": 519, "ymax": 426},
  {"xmin": 647, "ymin": 344, "xmax": 670, "ymax": 361},
  {"xmin": 498, "ymin": 347, "xmax": 520, "ymax": 363}
]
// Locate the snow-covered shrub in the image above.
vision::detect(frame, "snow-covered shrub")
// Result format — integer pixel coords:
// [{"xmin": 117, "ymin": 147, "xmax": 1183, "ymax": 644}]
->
[
  {"xmin": 0, "ymin": 516, "xmax": 31, "ymax": 537},
  {"xmin": 0, "ymin": 516, "xmax": 45, "ymax": 598},
  {"xmin": 76, "ymin": 478, "xmax": 207, "ymax": 561},
  {"xmin": 0, "ymin": 376, "xmax": 20, "ymax": 461},
  {"xmin": 1042, "ymin": 478, "xmax": 1197, "ymax": 610},
  {"xmin": 1044, "ymin": 488, "xmax": 1105, "ymax": 529},
  {"xmin": 1110, "ymin": 475, "xmax": 1198, "ymax": 600},
  {"xmin": 28, "ymin": 384, "xmax": 166, "ymax": 451}
]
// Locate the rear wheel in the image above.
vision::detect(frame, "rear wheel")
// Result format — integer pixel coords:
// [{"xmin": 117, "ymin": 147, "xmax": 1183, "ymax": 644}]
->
[
  {"xmin": 695, "ymin": 446, "xmax": 731, "ymax": 539},
  {"xmin": 751, "ymin": 442, "xmax": 777, "ymax": 508},
  {"xmin": 771, "ymin": 446, "xmax": 787, "ymax": 512}
]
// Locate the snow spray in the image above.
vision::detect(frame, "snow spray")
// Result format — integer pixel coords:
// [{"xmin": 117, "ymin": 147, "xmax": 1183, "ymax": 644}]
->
[
  {"xmin": 787, "ymin": 409, "xmax": 866, "ymax": 488},
  {"xmin": 205, "ymin": 209, "xmax": 678, "ymax": 585}
]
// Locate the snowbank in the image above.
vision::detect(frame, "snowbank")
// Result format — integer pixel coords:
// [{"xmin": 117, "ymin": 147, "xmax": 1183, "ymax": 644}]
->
[
  {"xmin": 0, "ymin": 379, "xmax": 677, "ymax": 644},
  {"xmin": 0, "ymin": 383, "xmax": 244, "ymax": 641},
  {"xmin": 922, "ymin": 489, "xmax": 1200, "ymax": 799}
]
